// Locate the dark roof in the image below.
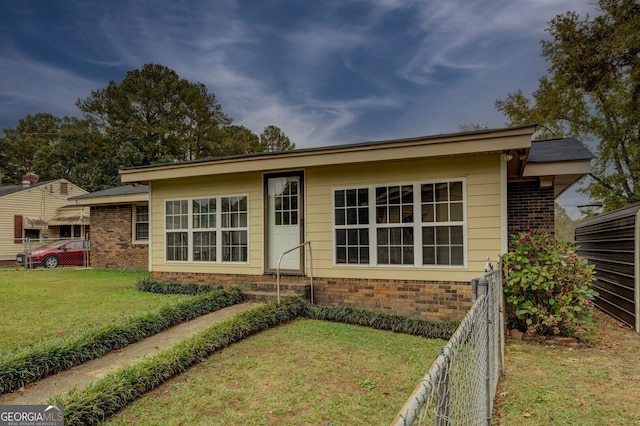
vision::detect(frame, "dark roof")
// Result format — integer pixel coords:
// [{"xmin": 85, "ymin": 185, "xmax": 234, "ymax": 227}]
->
[
  {"xmin": 528, "ymin": 137, "xmax": 594, "ymax": 163},
  {"xmin": 70, "ymin": 184, "xmax": 149, "ymax": 200},
  {"xmin": 0, "ymin": 180, "xmax": 57, "ymax": 198}
]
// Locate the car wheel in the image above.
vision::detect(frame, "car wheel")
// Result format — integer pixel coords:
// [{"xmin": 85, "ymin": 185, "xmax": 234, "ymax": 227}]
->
[{"xmin": 43, "ymin": 256, "xmax": 59, "ymax": 269}]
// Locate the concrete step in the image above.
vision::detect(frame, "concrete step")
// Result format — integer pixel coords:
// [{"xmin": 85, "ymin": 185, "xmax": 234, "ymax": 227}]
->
[{"xmin": 238, "ymin": 281, "xmax": 311, "ymax": 301}]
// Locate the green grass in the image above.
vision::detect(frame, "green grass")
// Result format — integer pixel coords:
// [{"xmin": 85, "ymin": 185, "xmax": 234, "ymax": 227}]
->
[
  {"xmin": 495, "ymin": 312, "xmax": 640, "ymax": 426},
  {"xmin": 0, "ymin": 269, "xmax": 192, "ymax": 352},
  {"xmin": 103, "ymin": 319, "xmax": 444, "ymax": 425}
]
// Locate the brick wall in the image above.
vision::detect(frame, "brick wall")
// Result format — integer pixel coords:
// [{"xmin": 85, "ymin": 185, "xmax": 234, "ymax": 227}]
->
[
  {"xmin": 90, "ymin": 205, "xmax": 148, "ymax": 269},
  {"xmin": 151, "ymin": 271, "xmax": 473, "ymax": 321},
  {"xmin": 507, "ymin": 180, "xmax": 555, "ymax": 238}
]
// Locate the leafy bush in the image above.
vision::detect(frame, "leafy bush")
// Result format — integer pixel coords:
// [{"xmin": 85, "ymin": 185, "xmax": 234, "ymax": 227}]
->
[
  {"xmin": 136, "ymin": 277, "xmax": 223, "ymax": 295},
  {"xmin": 502, "ymin": 231, "xmax": 597, "ymax": 337},
  {"xmin": 0, "ymin": 287, "xmax": 244, "ymax": 394},
  {"xmin": 306, "ymin": 304, "xmax": 457, "ymax": 340}
]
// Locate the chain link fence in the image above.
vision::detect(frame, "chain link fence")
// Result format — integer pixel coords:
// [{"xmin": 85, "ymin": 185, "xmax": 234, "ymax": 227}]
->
[
  {"xmin": 1, "ymin": 237, "xmax": 90, "ymax": 269},
  {"xmin": 392, "ymin": 265, "xmax": 504, "ymax": 425}
]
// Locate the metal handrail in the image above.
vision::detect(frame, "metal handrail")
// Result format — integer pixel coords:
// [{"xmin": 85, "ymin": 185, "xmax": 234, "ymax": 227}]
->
[{"xmin": 276, "ymin": 241, "xmax": 313, "ymax": 304}]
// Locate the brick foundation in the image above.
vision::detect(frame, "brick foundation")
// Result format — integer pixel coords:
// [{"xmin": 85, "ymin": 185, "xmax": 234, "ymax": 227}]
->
[
  {"xmin": 507, "ymin": 180, "xmax": 555, "ymax": 238},
  {"xmin": 90, "ymin": 205, "xmax": 148, "ymax": 269},
  {"xmin": 151, "ymin": 271, "xmax": 472, "ymax": 321}
]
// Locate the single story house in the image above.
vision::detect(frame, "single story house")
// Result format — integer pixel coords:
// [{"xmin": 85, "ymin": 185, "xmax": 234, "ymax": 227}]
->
[
  {"xmin": 117, "ymin": 125, "xmax": 593, "ymax": 320},
  {"xmin": 70, "ymin": 185, "xmax": 149, "ymax": 270},
  {"xmin": 0, "ymin": 174, "xmax": 89, "ymax": 265}
]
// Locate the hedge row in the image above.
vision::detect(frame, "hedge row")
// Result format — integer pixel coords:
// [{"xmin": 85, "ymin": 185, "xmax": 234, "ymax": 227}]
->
[
  {"xmin": 48, "ymin": 297, "xmax": 458, "ymax": 425},
  {"xmin": 305, "ymin": 304, "xmax": 458, "ymax": 340},
  {"xmin": 135, "ymin": 277, "xmax": 224, "ymax": 295},
  {"xmin": 50, "ymin": 297, "xmax": 308, "ymax": 425},
  {"xmin": 0, "ymin": 287, "xmax": 244, "ymax": 394}
]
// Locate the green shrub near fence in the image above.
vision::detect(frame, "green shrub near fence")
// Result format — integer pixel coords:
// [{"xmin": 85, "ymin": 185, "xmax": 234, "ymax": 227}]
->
[
  {"xmin": 306, "ymin": 304, "xmax": 458, "ymax": 339},
  {"xmin": 502, "ymin": 231, "xmax": 597, "ymax": 337}
]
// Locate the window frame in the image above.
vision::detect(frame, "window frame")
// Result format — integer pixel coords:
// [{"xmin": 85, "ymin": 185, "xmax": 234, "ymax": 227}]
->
[
  {"xmin": 133, "ymin": 204, "xmax": 150, "ymax": 244},
  {"xmin": 164, "ymin": 195, "xmax": 249, "ymax": 264},
  {"xmin": 332, "ymin": 179, "xmax": 467, "ymax": 268}
]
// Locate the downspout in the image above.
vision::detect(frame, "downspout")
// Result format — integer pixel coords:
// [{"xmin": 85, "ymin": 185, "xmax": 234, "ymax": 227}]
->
[
  {"xmin": 148, "ymin": 182, "xmax": 153, "ymax": 274},
  {"xmin": 501, "ymin": 153, "xmax": 509, "ymax": 255}
]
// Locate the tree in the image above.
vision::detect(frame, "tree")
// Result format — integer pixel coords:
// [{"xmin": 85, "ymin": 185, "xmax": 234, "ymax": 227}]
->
[
  {"xmin": 496, "ymin": 0, "xmax": 640, "ymax": 211},
  {"xmin": 259, "ymin": 125, "xmax": 296, "ymax": 151},
  {"xmin": 216, "ymin": 125, "xmax": 261, "ymax": 156},
  {"xmin": 456, "ymin": 122, "xmax": 489, "ymax": 133},
  {"xmin": 0, "ymin": 113, "xmax": 61, "ymax": 184},
  {"xmin": 76, "ymin": 63, "xmax": 233, "ymax": 165},
  {"xmin": 2, "ymin": 64, "xmax": 295, "ymax": 191},
  {"xmin": 554, "ymin": 203, "xmax": 577, "ymax": 242}
]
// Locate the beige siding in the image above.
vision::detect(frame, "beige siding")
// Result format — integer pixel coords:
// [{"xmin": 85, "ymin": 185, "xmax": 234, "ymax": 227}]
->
[
  {"xmin": 150, "ymin": 173, "xmax": 265, "ymax": 275},
  {"xmin": 306, "ymin": 155, "xmax": 502, "ymax": 282},
  {"xmin": 0, "ymin": 180, "xmax": 88, "ymax": 261},
  {"xmin": 148, "ymin": 154, "xmax": 503, "ymax": 282}
]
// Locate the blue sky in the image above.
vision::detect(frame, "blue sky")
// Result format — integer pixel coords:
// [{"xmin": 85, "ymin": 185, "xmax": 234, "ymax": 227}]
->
[{"xmin": 1, "ymin": 0, "xmax": 596, "ymax": 213}]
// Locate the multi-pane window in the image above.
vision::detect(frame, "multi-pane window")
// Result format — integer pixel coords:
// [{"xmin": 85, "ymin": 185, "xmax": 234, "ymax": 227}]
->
[
  {"xmin": 193, "ymin": 231, "xmax": 216, "ymax": 261},
  {"xmin": 165, "ymin": 196, "xmax": 248, "ymax": 263},
  {"xmin": 193, "ymin": 199, "xmax": 216, "ymax": 229},
  {"xmin": 166, "ymin": 200, "xmax": 188, "ymax": 261},
  {"xmin": 335, "ymin": 189, "xmax": 369, "ymax": 264},
  {"xmin": 274, "ymin": 179, "xmax": 299, "ymax": 226},
  {"xmin": 221, "ymin": 196, "xmax": 248, "ymax": 262},
  {"xmin": 421, "ymin": 182, "xmax": 464, "ymax": 266},
  {"xmin": 134, "ymin": 205, "xmax": 149, "ymax": 242},
  {"xmin": 334, "ymin": 180, "xmax": 465, "ymax": 267},
  {"xmin": 376, "ymin": 185, "xmax": 414, "ymax": 265},
  {"xmin": 193, "ymin": 198, "xmax": 216, "ymax": 261}
]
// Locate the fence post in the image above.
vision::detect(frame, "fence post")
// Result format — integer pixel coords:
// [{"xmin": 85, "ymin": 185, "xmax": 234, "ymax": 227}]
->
[
  {"xmin": 483, "ymin": 274, "xmax": 492, "ymax": 425},
  {"xmin": 471, "ymin": 278, "xmax": 479, "ymax": 301}
]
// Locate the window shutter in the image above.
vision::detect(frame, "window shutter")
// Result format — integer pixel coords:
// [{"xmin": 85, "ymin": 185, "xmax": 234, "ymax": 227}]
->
[{"xmin": 14, "ymin": 215, "xmax": 23, "ymax": 244}]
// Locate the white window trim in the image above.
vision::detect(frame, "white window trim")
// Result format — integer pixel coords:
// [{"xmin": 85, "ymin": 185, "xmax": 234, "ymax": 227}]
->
[
  {"xmin": 332, "ymin": 179, "xmax": 467, "ymax": 269},
  {"xmin": 132, "ymin": 203, "xmax": 149, "ymax": 245},
  {"xmin": 163, "ymin": 194, "xmax": 250, "ymax": 264}
]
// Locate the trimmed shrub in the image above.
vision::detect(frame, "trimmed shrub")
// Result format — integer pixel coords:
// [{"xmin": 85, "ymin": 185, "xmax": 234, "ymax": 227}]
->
[
  {"xmin": 49, "ymin": 297, "xmax": 306, "ymax": 426},
  {"xmin": 305, "ymin": 304, "xmax": 457, "ymax": 340},
  {"xmin": 0, "ymin": 287, "xmax": 244, "ymax": 394},
  {"xmin": 136, "ymin": 277, "xmax": 223, "ymax": 295},
  {"xmin": 502, "ymin": 231, "xmax": 597, "ymax": 337}
]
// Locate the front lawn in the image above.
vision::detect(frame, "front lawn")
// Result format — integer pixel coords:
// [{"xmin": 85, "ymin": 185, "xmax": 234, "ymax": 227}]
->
[
  {"xmin": 494, "ymin": 310, "xmax": 640, "ymax": 425},
  {"xmin": 103, "ymin": 318, "xmax": 444, "ymax": 425},
  {"xmin": 0, "ymin": 269, "xmax": 190, "ymax": 352}
]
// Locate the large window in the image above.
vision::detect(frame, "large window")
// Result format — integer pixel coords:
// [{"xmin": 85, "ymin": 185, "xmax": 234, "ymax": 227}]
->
[
  {"xmin": 166, "ymin": 200, "xmax": 188, "ymax": 261},
  {"xmin": 221, "ymin": 196, "xmax": 248, "ymax": 262},
  {"xmin": 421, "ymin": 182, "xmax": 464, "ymax": 266},
  {"xmin": 333, "ymin": 180, "xmax": 465, "ymax": 267},
  {"xmin": 334, "ymin": 189, "xmax": 369, "ymax": 264},
  {"xmin": 165, "ymin": 195, "xmax": 248, "ymax": 263},
  {"xmin": 376, "ymin": 185, "xmax": 414, "ymax": 265}
]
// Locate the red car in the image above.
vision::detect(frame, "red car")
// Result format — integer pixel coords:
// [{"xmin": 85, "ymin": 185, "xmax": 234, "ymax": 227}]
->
[{"xmin": 16, "ymin": 239, "xmax": 90, "ymax": 269}]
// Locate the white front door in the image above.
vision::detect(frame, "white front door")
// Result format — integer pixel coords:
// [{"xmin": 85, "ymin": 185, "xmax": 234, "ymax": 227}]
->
[{"xmin": 267, "ymin": 174, "xmax": 302, "ymax": 271}]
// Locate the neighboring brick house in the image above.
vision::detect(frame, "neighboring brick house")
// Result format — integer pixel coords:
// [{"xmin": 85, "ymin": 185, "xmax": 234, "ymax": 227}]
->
[
  {"xmin": 112, "ymin": 126, "xmax": 592, "ymax": 320},
  {"xmin": 70, "ymin": 185, "xmax": 149, "ymax": 270},
  {"xmin": 507, "ymin": 138, "xmax": 593, "ymax": 237}
]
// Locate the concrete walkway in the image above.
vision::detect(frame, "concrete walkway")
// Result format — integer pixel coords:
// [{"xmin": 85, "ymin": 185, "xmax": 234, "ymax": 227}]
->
[{"xmin": 0, "ymin": 302, "xmax": 261, "ymax": 405}]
